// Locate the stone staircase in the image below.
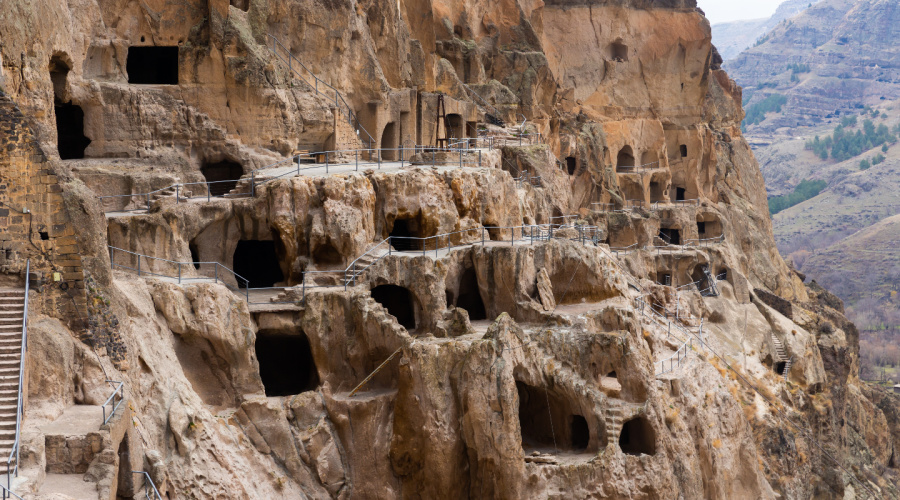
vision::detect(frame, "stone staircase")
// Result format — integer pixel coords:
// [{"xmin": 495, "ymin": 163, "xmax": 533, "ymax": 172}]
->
[
  {"xmin": 603, "ymin": 403, "xmax": 625, "ymax": 444},
  {"xmin": 770, "ymin": 333, "xmax": 791, "ymax": 379},
  {"xmin": 0, "ymin": 288, "xmax": 25, "ymax": 471}
]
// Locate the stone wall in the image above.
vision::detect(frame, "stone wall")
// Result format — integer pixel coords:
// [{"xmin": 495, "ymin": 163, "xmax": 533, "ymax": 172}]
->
[{"xmin": 0, "ymin": 91, "xmax": 87, "ymax": 321}]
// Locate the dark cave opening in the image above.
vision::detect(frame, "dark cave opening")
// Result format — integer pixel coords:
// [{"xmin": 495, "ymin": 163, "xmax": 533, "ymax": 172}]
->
[
  {"xmin": 201, "ymin": 160, "xmax": 243, "ymax": 197},
  {"xmin": 233, "ymin": 240, "xmax": 284, "ymax": 288},
  {"xmin": 675, "ymin": 187, "xmax": 686, "ymax": 201},
  {"xmin": 189, "ymin": 242, "xmax": 201, "ymax": 270},
  {"xmin": 453, "ymin": 267, "xmax": 487, "ymax": 321},
  {"xmin": 570, "ymin": 415, "xmax": 590, "ymax": 451},
  {"xmin": 389, "ymin": 218, "xmax": 422, "ymax": 251},
  {"xmin": 616, "ymin": 146, "xmax": 635, "ymax": 171},
  {"xmin": 255, "ymin": 331, "xmax": 319, "ymax": 396},
  {"xmin": 659, "ymin": 228, "xmax": 681, "ymax": 246},
  {"xmin": 371, "ymin": 284, "xmax": 417, "ymax": 330},
  {"xmin": 516, "ymin": 380, "xmax": 596, "ymax": 453},
  {"xmin": 619, "ymin": 417, "xmax": 656, "ymax": 456},
  {"xmin": 566, "ymin": 156, "xmax": 577, "ymax": 175},
  {"xmin": 55, "ymin": 100, "xmax": 91, "ymax": 160},
  {"xmin": 127, "ymin": 46, "xmax": 179, "ymax": 85}
]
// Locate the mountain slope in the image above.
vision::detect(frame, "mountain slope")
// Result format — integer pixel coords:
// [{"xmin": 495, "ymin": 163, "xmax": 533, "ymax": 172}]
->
[
  {"xmin": 711, "ymin": 0, "xmax": 824, "ymax": 60},
  {"xmin": 725, "ymin": 0, "xmax": 900, "ymax": 135}
]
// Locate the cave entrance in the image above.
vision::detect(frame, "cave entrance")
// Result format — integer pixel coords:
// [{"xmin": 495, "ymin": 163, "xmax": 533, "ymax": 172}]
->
[
  {"xmin": 566, "ymin": 156, "xmax": 577, "ymax": 175},
  {"xmin": 233, "ymin": 240, "xmax": 284, "ymax": 288},
  {"xmin": 115, "ymin": 436, "xmax": 132, "ymax": 498},
  {"xmin": 775, "ymin": 361, "xmax": 786, "ymax": 375},
  {"xmin": 447, "ymin": 113, "xmax": 464, "ymax": 139},
  {"xmin": 659, "ymin": 228, "xmax": 681, "ymax": 246},
  {"xmin": 610, "ymin": 41, "xmax": 629, "ymax": 62},
  {"xmin": 675, "ymin": 187, "xmax": 686, "ymax": 202},
  {"xmin": 696, "ymin": 214, "xmax": 723, "ymax": 239},
  {"xmin": 126, "ymin": 46, "xmax": 178, "ymax": 85},
  {"xmin": 189, "ymin": 241, "xmax": 201, "ymax": 270},
  {"xmin": 201, "ymin": 160, "xmax": 243, "ymax": 197},
  {"xmin": 516, "ymin": 380, "xmax": 596, "ymax": 453},
  {"xmin": 371, "ymin": 284, "xmax": 417, "ymax": 330},
  {"xmin": 381, "ymin": 122, "xmax": 398, "ymax": 160},
  {"xmin": 650, "ymin": 182, "xmax": 666, "ymax": 202},
  {"xmin": 680, "ymin": 144, "xmax": 688, "ymax": 158},
  {"xmin": 570, "ymin": 415, "xmax": 589, "ymax": 451},
  {"xmin": 389, "ymin": 218, "xmax": 422, "ymax": 251},
  {"xmin": 616, "ymin": 146, "xmax": 635, "ymax": 171},
  {"xmin": 451, "ymin": 267, "xmax": 487, "ymax": 321},
  {"xmin": 51, "ymin": 55, "xmax": 89, "ymax": 161},
  {"xmin": 691, "ymin": 265, "xmax": 711, "ymax": 294},
  {"xmin": 255, "ymin": 331, "xmax": 319, "ymax": 396},
  {"xmin": 55, "ymin": 101, "xmax": 91, "ymax": 160},
  {"xmin": 660, "ymin": 273, "xmax": 672, "ymax": 287},
  {"xmin": 618, "ymin": 417, "xmax": 656, "ymax": 456}
]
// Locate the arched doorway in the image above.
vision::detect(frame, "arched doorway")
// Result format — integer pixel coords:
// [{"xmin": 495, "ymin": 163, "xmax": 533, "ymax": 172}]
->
[
  {"xmin": 381, "ymin": 122, "xmax": 398, "ymax": 161},
  {"xmin": 616, "ymin": 146, "xmax": 635, "ymax": 171}
]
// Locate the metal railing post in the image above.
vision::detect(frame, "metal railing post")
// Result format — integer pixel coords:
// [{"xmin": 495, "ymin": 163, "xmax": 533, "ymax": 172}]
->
[
  {"xmin": 459, "ymin": 149, "xmax": 463, "ymax": 169},
  {"xmin": 356, "ymin": 150, "xmax": 359, "ymax": 171},
  {"xmin": 479, "ymin": 150, "xmax": 482, "ymax": 167},
  {"xmin": 109, "ymin": 247, "xmax": 114, "ymax": 267},
  {"xmin": 178, "ymin": 263, "xmax": 181, "ymax": 284},
  {"xmin": 325, "ymin": 152, "xmax": 329, "ymax": 174},
  {"xmin": 250, "ymin": 172, "xmax": 255, "ymax": 197},
  {"xmin": 207, "ymin": 183, "xmax": 211, "ymax": 202},
  {"xmin": 137, "ymin": 255, "xmax": 141, "ymax": 277},
  {"xmin": 175, "ymin": 184, "xmax": 179, "ymax": 203}
]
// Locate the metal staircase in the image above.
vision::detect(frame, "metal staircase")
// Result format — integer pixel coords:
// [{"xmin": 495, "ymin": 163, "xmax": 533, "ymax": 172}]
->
[{"xmin": 1, "ymin": 261, "xmax": 29, "ymax": 500}]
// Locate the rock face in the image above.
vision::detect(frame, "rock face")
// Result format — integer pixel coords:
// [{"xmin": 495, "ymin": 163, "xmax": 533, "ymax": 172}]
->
[{"xmin": 0, "ymin": 0, "xmax": 898, "ymax": 499}]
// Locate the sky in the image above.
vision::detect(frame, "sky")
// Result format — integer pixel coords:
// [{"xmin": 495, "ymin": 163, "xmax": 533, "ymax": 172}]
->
[{"xmin": 696, "ymin": 0, "xmax": 785, "ymax": 24}]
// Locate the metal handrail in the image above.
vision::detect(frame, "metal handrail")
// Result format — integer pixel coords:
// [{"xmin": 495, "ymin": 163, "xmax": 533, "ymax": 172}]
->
[
  {"xmin": 657, "ymin": 336, "xmax": 694, "ymax": 375},
  {"xmin": 267, "ymin": 34, "xmax": 376, "ymax": 149},
  {"xmin": 4, "ymin": 260, "xmax": 28, "ymax": 500},
  {"xmin": 132, "ymin": 471, "xmax": 163, "ymax": 500},
  {"xmin": 102, "ymin": 380, "xmax": 124, "ymax": 425},
  {"xmin": 99, "ymin": 145, "xmax": 485, "ymax": 213},
  {"xmin": 110, "ymin": 219, "xmax": 603, "ymax": 304},
  {"xmin": 0, "ymin": 485, "xmax": 22, "ymax": 500},
  {"xmin": 461, "ymin": 83, "xmax": 506, "ymax": 122}
]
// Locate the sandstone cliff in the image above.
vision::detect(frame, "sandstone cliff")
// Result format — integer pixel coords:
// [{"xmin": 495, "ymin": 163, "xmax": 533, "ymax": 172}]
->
[{"xmin": 0, "ymin": 0, "xmax": 897, "ymax": 499}]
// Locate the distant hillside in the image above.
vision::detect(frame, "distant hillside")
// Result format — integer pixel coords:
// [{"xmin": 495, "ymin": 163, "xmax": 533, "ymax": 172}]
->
[
  {"xmin": 712, "ymin": 0, "xmax": 822, "ymax": 60},
  {"xmin": 725, "ymin": 0, "xmax": 900, "ymax": 134}
]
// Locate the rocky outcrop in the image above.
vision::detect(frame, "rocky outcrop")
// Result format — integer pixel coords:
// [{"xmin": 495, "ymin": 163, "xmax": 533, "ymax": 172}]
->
[{"xmin": 0, "ymin": 0, "xmax": 897, "ymax": 498}]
